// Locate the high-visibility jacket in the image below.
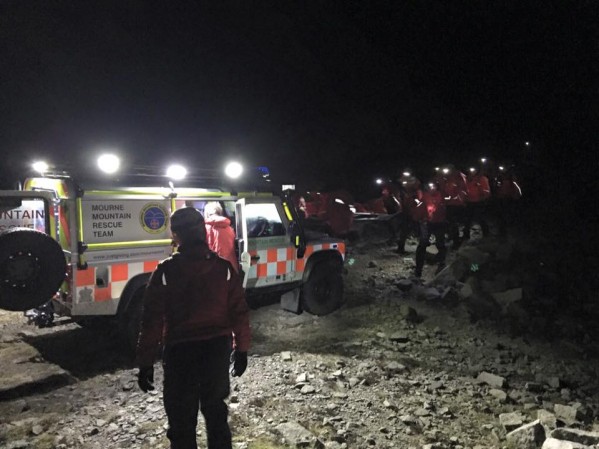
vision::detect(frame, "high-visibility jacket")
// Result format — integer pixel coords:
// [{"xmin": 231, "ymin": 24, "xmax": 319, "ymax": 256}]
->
[
  {"xmin": 495, "ymin": 176, "xmax": 522, "ymax": 200},
  {"xmin": 440, "ymin": 171, "xmax": 468, "ymax": 206},
  {"xmin": 466, "ymin": 174, "xmax": 491, "ymax": 203},
  {"xmin": 400, "ymin": 175, "xmax": 425, "ymax": 221},
  {"xmin": 422, "ymin": 190, "xmax": 447, "ymax": 223}
]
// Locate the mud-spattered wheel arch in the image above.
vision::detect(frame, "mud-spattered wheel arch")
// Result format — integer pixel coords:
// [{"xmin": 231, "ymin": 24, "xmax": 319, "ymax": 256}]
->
[{"xmin": 0, "ymin": 228, "xmax": 66, "ymax": 311}]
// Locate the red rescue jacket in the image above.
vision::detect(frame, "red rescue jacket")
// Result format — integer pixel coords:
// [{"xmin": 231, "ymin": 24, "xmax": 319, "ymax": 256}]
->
[
  {"xmin": 466, "ymin": 174, "xmax": 491, "ymax": 203},
  {"xmin": 136, "ymin": 242, "xmax": 250, "ymax": 367},
  {"xmin": 495, "ymin": 177, "xmax": 522, "ymax": 200},
  {"xmin": 205, "ymin": 215, "xmax": 238, "ymax": 272},
  {"xmin": 440, "ymin": 171, "xmax": 468, "ymax": 206},
  {"xmin": 422, "ymin": 190, "xmax": 447, "ymax": 223}
]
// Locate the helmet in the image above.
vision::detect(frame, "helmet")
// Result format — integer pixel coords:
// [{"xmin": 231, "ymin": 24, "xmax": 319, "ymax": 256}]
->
[{"xmin": 170, "ymin": 207, "xmax": 204, "ymax": 233}]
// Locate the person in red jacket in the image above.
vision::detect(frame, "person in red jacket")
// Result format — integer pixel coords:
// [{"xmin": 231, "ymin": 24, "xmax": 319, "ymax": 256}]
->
[
  {"xmin": 136, "ymin": 207, "xmax": 251, "ymax": 449},
  {"xmin": 415, "ymin": 181, "xmax": 447, "ymax": 277},
  {"xmin": 464, "ymin": 167, "xmax": 491, "ymax": 241},
  {"xmin": 204, "ymin": 201, "xmax": 239, "ymax": 272},
  {"xmin": 439, "ymin": 165, "xmax": 468, "ymax": 249}
]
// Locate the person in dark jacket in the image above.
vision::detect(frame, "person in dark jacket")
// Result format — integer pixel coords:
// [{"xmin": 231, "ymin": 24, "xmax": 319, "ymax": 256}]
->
[{"xmin": 136, "ymin": 207, "xmax": 251, "ymax": 449}]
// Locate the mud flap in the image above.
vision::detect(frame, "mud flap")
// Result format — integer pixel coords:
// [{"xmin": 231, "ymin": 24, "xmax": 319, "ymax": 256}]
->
[
  {"xmin": 280, "ymin": 288, "xmax": 302, "ymax": 314},
  {"xmin": 239, "ymin": 251, "xmax": 251, "ymax": 288}
]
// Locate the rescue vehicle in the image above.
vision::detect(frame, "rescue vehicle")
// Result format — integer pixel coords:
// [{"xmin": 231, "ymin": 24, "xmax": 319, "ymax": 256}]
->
[{"xmin": 0, "ymin": 159, "xmax": 346, "ymax": 348}]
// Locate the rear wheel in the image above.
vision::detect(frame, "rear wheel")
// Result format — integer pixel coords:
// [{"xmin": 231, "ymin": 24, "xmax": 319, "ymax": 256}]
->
[
  {"xmin": 302, "ymin": 259, "xmax": 344, "ymax": 316},
  {"xmin": 0, "ymin": 228, "xmax": 66, "ymax": 311}
]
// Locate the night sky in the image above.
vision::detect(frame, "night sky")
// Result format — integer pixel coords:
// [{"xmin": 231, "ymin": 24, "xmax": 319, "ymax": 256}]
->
[{"xmin": 1, "ymin": 1, "xmax": 596, "ymax": 197}]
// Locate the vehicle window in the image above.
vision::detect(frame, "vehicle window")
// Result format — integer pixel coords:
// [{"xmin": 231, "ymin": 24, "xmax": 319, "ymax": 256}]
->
[
  {"xmin": 245, "ymin": 203, "xmax": 285, "ymax": 238},
  {"xmin": 179, "ymin": 200, "xmax": 236, "ymax": 230},
  {"xmin": 0, "ymin": 198, "xmax": 47, "ymax": 233}
]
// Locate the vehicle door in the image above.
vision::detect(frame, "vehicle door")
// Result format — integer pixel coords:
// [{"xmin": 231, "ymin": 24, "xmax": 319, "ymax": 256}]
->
[{"xmin": 235, "ymin": 198, "xmax": 296, "ymax": 289}]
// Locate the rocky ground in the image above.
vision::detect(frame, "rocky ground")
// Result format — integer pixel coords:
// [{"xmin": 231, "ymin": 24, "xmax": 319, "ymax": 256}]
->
[{"xmin": 1, "ymin": 227, "xmax": 599, "ymax": 449}]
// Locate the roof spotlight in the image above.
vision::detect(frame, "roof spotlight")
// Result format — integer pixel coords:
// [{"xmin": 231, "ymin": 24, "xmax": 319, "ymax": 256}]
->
[
  {"xmin": 442, "ymin": 167, "xmax": 449, "ymax": 174},
  {"xmin": 32, "ymin": 161, "xmax": 49, "ymax": 175},
  {"xmin": 480, "ymin": 157, "xmax": 487, "ymax": 164},
  {"xmin": 375, "ymin": 178, "xmax": 383, "ymax": 185},
  {"xmin": 469, "ymin": 167, "xmax": 476, "ymax": 173},
  {"xmin": 97, "ymin": 153, "xmax": 120, "ymax": 174},
  {"xmin": 166, "ymin": 164, "xmax": 187, "ymax": 180},
  {"xmin": 224, "ymin": 161, "xmax": 243, "ymax": 179}
]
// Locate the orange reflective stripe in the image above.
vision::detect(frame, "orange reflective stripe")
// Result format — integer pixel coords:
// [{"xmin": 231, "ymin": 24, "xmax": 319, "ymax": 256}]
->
[
  {"xmin": 266, "ymin": 249, "xmax": 277, "ymax": 263},
  {"xmin": 144, "ymin": 260, "xmax": 158, "ymax": 272},
  {"xmin": 76, "ymin": 267, "xmax": 95, "ymax": 287},
  {"xmin": 257, "ymin": 264, "xmax": 267, "ymax": 277},
  {"xmin": 94, "ymin": 287, "xmax": 112, "ymax": 302},
  {"xmin": 276, "ymin": 261, "xmax": 287, "ymax": 275},
  {"xmin": 297, "ymin": 258, "xmax": 305, "ymax": 271},
  {"xmin": 112, "ymin": 264, "xmax": 128, "ymax": 282}
]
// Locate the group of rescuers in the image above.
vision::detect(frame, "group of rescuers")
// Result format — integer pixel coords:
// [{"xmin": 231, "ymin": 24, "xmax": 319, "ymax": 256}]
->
[
  {"xmin": 378, "ymin": 164, "xmax": 521, "ymax": 278},
  {"xmin": 132, "ymin": 166, "xmax": 521, "ymax": 448}
]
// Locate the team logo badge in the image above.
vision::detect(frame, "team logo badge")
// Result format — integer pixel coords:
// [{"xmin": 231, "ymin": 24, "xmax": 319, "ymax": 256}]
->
[{"xmin": 140, "ymin": 203, "xmax": 168, "ymax": 234}]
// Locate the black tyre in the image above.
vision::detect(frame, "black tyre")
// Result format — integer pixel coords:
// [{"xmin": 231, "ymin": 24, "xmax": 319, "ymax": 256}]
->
[
  {"xmin": 302, "ymin": 258, "xmax": 344, "ymax": 316},
  {"xmin": 0, "ymin": 228, "xmax": 66, "ymax": 312}
]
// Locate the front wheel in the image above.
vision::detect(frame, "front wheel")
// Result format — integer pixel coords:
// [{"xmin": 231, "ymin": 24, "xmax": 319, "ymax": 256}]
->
[{"xmin": 302, "ymin": 259, "xmax": 344, "ymax": 316}]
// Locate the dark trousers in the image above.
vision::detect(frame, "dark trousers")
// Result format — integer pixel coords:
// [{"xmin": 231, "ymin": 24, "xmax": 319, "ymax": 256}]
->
[
  {"xmin": 464, "ymin": 202, "xmax": 489, "ymax": 240},
  {"xmin": 385, "ymin": 212, "xmax": 401, "ymax": 241},
  {"xmin": 163, "ymin": 336, "xmax": 232, "ymax": 449},
  {"xmin": 415, "ymin": 221, "xmax": 447, "ymax": 276},
  {"xmin": 396, "ymin": 213, "xmax": 415, "ymax": 252},
  {"xmin": 446, "ymin": 205, "xmax": 466, "ymax": 248}
]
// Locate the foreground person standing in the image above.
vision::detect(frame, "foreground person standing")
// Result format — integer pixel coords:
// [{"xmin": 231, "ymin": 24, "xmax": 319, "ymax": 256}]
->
[{"xmin": 136, "ymin": 207, "xmax": 251, "ymax": 449}]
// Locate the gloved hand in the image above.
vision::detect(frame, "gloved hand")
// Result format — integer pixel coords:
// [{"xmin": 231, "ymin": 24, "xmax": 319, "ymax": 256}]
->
[
  {"xmin": 230, "ymin": 351, "xmax": 248, "ymax": 377},
  {"xmin": 137, "ymin": 366, "xmax": 155, "ymax": 392}
]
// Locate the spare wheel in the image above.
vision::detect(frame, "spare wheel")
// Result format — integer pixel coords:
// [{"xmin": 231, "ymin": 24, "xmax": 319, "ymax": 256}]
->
[{"xmin": 0, "ymin": 228, "xmax": 66, "ymax": 311}]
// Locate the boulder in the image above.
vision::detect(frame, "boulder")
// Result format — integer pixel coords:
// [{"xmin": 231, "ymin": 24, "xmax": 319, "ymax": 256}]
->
[{"xmin": 505, "ymin": 420, "xmax": 545, "ymax": 449}]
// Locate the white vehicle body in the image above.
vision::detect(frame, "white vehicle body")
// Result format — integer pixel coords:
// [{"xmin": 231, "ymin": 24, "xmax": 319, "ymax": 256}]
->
[{"xmin": 0, "ymin": 176, "xmax": 346, "ymax": 335}]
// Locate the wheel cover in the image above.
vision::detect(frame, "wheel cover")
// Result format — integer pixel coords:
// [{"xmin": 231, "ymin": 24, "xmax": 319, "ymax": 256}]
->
[{"xmin": 1, "ymin": 251, "xmax": 40, "ymax": 289}]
